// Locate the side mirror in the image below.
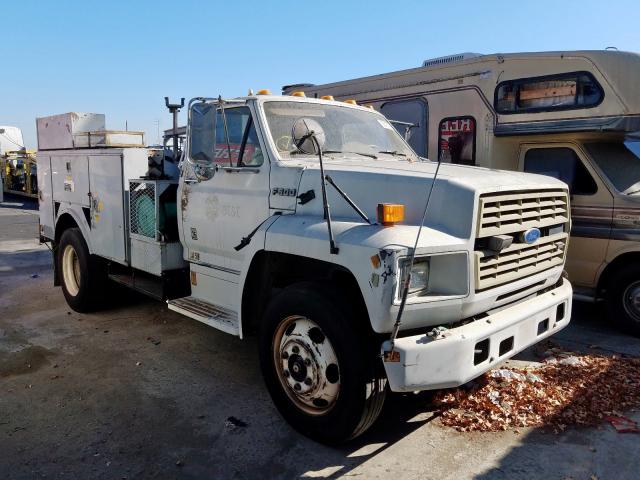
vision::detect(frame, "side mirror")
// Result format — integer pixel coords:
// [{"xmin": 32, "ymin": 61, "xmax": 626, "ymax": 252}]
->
[
  {"xmin": 292, "ymin": 118, "xmax": 326, "ymax": 154},
  {"xmin": 188, "ymin": 101, "xmax": 217, "ymax": 165}
]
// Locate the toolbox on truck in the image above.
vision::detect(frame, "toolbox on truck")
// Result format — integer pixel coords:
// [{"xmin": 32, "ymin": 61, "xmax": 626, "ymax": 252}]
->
[
  {"xmin": 38, "ymin": 148, "xmax": 150, "ymax": 264},
  {"xmin": 36, "ymin": 113, "xmax": 105, "ymax": 150},
  {"xmin": 37, "ymin": 112, "xmax": 185, "ymax": 276}
]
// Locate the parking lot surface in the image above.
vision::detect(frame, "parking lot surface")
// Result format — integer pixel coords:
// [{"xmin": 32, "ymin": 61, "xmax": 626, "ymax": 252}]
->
[{"xmin": 1, "ymin": 195, "xmax": 639, "ymax": 480}]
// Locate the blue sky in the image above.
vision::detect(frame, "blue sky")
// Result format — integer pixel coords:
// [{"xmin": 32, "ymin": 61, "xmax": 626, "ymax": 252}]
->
[{"xmin": 3, "ymin": 0, "xmax": 639, "ymax": 147}]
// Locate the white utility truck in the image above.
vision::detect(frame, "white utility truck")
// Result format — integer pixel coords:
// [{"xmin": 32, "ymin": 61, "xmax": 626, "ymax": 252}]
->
[{"xmin": 38, "ymin": 94, "xmax": 573, "ymax": 443}]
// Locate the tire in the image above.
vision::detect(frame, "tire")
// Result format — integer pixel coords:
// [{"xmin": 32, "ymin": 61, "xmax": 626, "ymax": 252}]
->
[
  {"xmin": 259, "ymin": 282, "xmax": 387, "ymax": 444},
  {"xmin": 57, "ymin": 228, "xmax": 106, "ymax": 312},
  {"xmin": 605, "ymin": 263, "xmax": 640, "ymax": 337}
]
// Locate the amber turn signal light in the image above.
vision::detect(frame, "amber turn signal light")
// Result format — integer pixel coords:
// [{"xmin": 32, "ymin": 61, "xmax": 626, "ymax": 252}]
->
[{"xmin": 377, "ymin": 203, "xmax": 405, "ymax": 226}]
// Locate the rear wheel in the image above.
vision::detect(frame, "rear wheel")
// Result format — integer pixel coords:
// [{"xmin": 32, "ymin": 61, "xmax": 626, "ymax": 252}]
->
[
  {"xmin": 259, "ymin": 282, "xmax": 386, "ymax": 444},
  {"xmin": 605, "ymin": 263, "xmax": 640, "ymax": 337},
  {"xmin": 57, "ymin": 228, "xmax": 106, "ymax": 312}
]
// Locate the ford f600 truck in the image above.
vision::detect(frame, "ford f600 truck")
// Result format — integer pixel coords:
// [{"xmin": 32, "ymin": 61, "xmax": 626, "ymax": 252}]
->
[{"xmin": 37, "ymin": 94, "xmax": 572, "ymax": 443}]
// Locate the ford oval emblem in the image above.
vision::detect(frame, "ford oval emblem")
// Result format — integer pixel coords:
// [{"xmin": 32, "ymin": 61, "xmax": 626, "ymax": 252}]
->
[{"xmin": 523, "ymin": 228, "xmax": 541, "ymax": 244}]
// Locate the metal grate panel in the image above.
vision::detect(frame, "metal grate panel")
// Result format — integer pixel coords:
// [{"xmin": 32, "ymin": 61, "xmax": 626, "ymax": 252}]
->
[{"xmin": 129, "ymin": 181, "xmax": 157, "ymax": 239}]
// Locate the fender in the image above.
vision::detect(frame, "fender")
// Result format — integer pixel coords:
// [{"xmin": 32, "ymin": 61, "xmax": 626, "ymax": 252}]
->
[
  {"xmin": 263, "ymin": 214, "xmax": 403, "ymax": 333},
  {"xmin": 261, "ymin": 214, "xmax": 471, "ymax": 333},
  {"xmin": 55, "ymin": 204, "xmax": 93, "ymax": 254},
  {"xmin": 236, "ymin": 215, "xmax": 285, "ymax": 338}
]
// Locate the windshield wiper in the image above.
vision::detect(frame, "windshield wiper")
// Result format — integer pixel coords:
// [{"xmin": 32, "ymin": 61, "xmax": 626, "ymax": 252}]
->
[
  {"xmin": 323, "ymin": 149, "xmax": 378, "ymax": 159},
  {"xmin": 626, "ymin": 189, "xmax": 640, "ymax": 195},
  {"xmin": 378, "ymin": 150, "xmax": 407, "ymax": 157}
]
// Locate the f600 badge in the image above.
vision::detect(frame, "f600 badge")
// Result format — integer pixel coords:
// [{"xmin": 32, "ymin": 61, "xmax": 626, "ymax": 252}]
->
[{"xmin": 272, "ymin": 187, "xmax": 297, "ymax": 197}]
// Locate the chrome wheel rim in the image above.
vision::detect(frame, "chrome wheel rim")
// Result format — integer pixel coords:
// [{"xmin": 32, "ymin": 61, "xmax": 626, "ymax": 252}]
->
[
  {"xmin": 62, "ymin": 244, "xmax": 81, "ymax": 297},
  {"xmin": 273, "ymin": 315, "xmax": 340, "ymax": 415},
  {"xmin": 623, "ymin": 281, "xmax": 640, "ymax": 323}
]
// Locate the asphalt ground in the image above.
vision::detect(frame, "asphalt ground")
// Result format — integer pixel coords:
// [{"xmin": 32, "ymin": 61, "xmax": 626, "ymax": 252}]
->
[{"xmin": 1, "ymin": 193, "xmax": 639, "ymax": 480}]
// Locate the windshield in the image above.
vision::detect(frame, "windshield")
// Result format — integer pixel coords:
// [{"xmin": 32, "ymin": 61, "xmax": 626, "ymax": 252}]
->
[
  {"xmin": 584, "ymin": 141, "xmax": 640, "ymax": 195},
  {"xmin": 263, "ymin": 101, "xmax": 419, "ymax": 161}
]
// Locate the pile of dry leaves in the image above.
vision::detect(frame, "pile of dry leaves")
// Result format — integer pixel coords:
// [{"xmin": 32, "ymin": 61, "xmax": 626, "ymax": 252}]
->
[{"xmin": 433, "ymin": 346, "xmax": 640, "ymax": 432}]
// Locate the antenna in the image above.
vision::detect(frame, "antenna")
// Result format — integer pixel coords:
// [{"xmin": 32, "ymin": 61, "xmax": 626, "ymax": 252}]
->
[
  {"xmin": 388, "ymin": 156, "xmax": 443, "ymax": 352},
  {"xmin": 154, "ymin": 119, "xmax": 160, "ymax": 144}
]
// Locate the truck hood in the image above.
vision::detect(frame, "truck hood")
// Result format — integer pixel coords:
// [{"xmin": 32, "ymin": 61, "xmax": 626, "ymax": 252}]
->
[{"xmin": 293, "ymin": 157, "xmax": 567, "ymax": 240}]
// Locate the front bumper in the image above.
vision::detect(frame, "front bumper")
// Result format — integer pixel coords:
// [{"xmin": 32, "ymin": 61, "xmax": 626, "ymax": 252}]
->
[{"xmin": 381, "ymin": 278, "xmax": 572, "ymax": 392}]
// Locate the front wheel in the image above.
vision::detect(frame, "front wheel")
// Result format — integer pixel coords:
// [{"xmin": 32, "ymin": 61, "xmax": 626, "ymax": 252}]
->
[
  {"xmin": 259, "ymin": 282, "xmax": 387, "ymax": 444},
  {"xmin": 605, "ymin": 263, "xmax": 640, "ymax": 337}
]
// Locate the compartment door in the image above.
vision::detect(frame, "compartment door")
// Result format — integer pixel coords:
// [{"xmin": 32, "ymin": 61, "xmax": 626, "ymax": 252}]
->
[
  {"xmin": 88, "ymin": 155, "xmax": 127, "ymax": 263},
  {"xmin": 36, "ymin": 153, "xmax": 55, "ymax": 240},
  {"xmin": 51, "ymin": 154, "xmax": 90, "ymax": 206}
]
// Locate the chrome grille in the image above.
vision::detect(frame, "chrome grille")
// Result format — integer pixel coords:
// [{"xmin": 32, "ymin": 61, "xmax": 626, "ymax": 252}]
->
[{"xmin": 475, "ymin": 189, "xmax": 569, "ymax": 291}]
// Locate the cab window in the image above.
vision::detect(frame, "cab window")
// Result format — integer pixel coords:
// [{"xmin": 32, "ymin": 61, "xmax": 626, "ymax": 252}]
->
[
  {"xmin": 524, "ymin": 147, "xmax": 597, "ymax": 195},
  {"xmin": 214, "ymin": 107, "xmax": 264, "ymax": 167},
  {"xmin": 584, "ymin": 141, "xmax": 640, "ymax": 195}
]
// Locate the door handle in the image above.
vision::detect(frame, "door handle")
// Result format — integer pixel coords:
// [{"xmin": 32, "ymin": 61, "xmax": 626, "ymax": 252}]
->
[
  {"xmin": 216, "ymin": 166, "xmax": 260, "ymax": 174},
  {"xmin": 183, "ymin": 179, "xmax": 199, "ymax": 184}
]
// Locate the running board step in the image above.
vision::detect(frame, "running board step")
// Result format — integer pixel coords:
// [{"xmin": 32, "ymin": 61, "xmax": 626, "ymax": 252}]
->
[{"xmin": 167, "ymin": 297, "xmax": 239, "ymax": 336}]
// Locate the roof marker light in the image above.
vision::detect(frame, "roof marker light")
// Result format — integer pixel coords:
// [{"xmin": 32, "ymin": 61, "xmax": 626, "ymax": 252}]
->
[
  {"xmin": 321, "ymin": 95, "xmax": 335, "ymax": 101},
  {"xmin": 344, "ymin": 99, "xmax": 357, "ymax": 105},
  {"xmin": 291, "ymin": 91, "xmax": 306, "ymax": 97},
  {"xmin": 257, "ymin": 89, "xmax": 271, "ymax": 95}
]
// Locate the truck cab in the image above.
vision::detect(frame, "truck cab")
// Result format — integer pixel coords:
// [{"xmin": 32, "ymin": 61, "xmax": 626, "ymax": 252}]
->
[{"xmin": 39, "ymin": 94, "xmax": 572, "ymax": 443}]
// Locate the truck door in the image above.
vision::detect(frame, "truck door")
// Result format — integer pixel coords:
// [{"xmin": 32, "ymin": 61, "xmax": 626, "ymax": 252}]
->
[
  {"xmin": 519, "ymin": 143, "xmax": 614, "ymax": 288},
  {"xmin": 179, "ymin": 102, "xmax": 269, "ymax": 282}
]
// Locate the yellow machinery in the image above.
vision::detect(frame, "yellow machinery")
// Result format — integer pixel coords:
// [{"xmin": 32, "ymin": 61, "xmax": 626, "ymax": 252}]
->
[{"xmin": 1, "ymin": 150, "xmax": 38, "ymax": 198}]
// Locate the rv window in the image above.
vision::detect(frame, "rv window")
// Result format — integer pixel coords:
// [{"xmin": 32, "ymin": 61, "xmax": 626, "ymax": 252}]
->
[
  {"xmin": 495, "ymin": 72, "xmax": 603, "ymax": 114},
  {"xmin": 380, "ymin": 99, "xmax": 428, "ymax": 156},
  {"xmin": 524, "ymin": 147, "xmax": 597, "ymax": 195},
  {"xmin": 438, "ymin": 116, "xmax": 476, "ymax": 165}
]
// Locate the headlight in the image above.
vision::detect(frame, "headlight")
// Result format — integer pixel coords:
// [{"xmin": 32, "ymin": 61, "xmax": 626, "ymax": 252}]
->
[
  {"xmin": 402, "ymin": 257, "xmax": 430, "ymax": 296},
  {"xmin": 396, "ymin": 252, "xmax": 469, "ymax": 303}
]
